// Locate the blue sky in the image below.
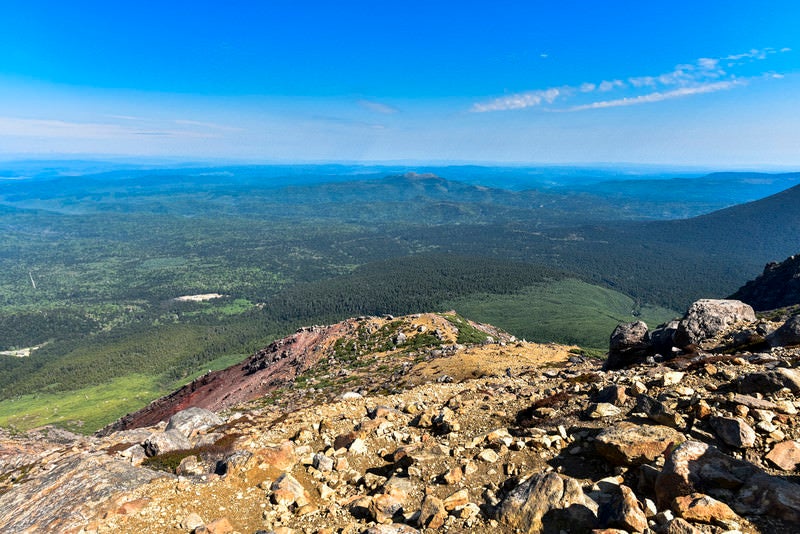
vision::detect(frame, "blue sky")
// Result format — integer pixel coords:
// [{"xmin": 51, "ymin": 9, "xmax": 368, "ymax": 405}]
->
[{"xmin": 0, "ymin": 1, "xmax": 798, "ymax": 166}]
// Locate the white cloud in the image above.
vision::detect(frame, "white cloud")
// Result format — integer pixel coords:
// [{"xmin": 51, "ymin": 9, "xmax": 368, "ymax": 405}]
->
[
  {"xmin": 563, "ymin": 81, "xmax": 742, "ymax": 112},
  {"xmin": 471, "ymin": 87, "xmax": 562, "ymax": 112},
  {"xmin": 358, "ymin": 99, "xmax": 399, "ymax": 114},
  {"xmin": 598, "ymin": 79, "xmax": 625, "ymax": 92},
  {"xmin": 628, "ymin": 76, "xmax": 656, "ymax": 88},
  {"xmin": 471, "ymin": 47, "xmax": 785, "ymax": 113}
]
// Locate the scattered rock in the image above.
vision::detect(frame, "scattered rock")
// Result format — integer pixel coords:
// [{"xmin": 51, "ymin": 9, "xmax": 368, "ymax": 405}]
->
[
  {"xmin": 594, "ymin": 422, "xmax": 684, "ymax": 466},
  {"xmin": 709, "ymin": 416, "xmax": 757, "ymax": 448},
  {"xmin": 672, "ymin": 492, "xmax": 740, "ymax": 524},
  {"xmin": 765, "ymin": 440, "xmax": 800, "ymax": 471}
]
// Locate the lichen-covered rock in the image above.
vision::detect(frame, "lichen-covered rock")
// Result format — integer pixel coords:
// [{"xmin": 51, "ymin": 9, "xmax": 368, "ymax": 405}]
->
[
  {"xmin": 496, "ymin": 472, "xmax": 596, "ymax": 533},
  {"xmin": 142, "ymin": 429, "xmax": 191, "ymax": 457},
  {"xmin": 606, "ymin": 321, "xmax": 651, "ymax": 370},
  {"xmin": 673, "ymin": 299, "xmax": 755, "ymax": 348},
  {"xmin": 0, "ymin": 452, "xmax": 167, "ymax": 533},
  {"xmin": 595, "ymin": 422, "xmax": 684, "ymax": 466},
  {"xmin": 165, "ymin": 407, "xmax": 224, "ymax": 438},
  {"xmin": 656, "ymin": 440, "xmax": 800, "ymax": 522}
]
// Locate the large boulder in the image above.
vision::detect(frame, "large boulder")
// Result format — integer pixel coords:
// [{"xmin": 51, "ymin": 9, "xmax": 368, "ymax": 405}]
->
[
  {"xmin": 165, "ymin": 407, "xmax": 224, "ymax": 438},
  {"xmin": 673, "ymin": 299, "xmax": 755, "ymax": 348},
  {"xmin": 606, "ymin": 321, "xmax": 651, "ymax": 370},
  {"xmin": 656, "ymin": 440, "xmax": 800, "ymax": 522},
  {"xmin": 594, "ymin": 422, "xmax": 685, "ymax": 466},
  {"xmin": 142, "ymin": 430, "xmax": 191, "ymax": 457},
  {"xmin": 496, "ymin": 472, "xmax": 597, "ymax": 533}
]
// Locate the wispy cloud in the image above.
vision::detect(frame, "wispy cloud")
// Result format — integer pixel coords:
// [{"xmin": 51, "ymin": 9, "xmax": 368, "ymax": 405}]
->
[
  {"xmin": 358, "ymin": 99, "xmax": 399, "ymax": 114},
  {"xmin": 471, "ymin": 47, "xmax": 788, "ymax": 113},
  {"xmin": 563, "ymin": 81, "xmax": 742, "ymax": 112},
  {"xmin": 470, "ymin": 88, "xmax": 562, "ymax": 112},
  {"xmin": 0, "ymin": 116, "xmax": 217, "ymax": 139}
]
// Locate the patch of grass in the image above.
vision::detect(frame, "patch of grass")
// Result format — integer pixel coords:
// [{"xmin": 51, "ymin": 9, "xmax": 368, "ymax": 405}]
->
[
  {"xmin": 442, "ymin": 313, "xmax": 489, "ymax": 344},
  {"xmin": 444, "ymin": 279, "xmax": 677, "ymax": 349},
  {"xmin": 0, "ymin": 374, "xmax": 162, "ymax": 434}
]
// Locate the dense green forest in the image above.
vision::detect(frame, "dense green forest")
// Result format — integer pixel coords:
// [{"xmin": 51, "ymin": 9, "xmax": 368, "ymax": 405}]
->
[{"xmin": 1, "ymin": 164, "xmax": 798, "ymax": 432}]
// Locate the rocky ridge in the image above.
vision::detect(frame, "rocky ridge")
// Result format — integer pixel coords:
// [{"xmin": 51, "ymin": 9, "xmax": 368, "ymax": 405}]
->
[
  {"xmin": 731, "ymin": 254, "xmax": 800, "ymax": 312},
  {"xmin": 1, "ymin": 306, "xmax": 800, "ymax": 533}
]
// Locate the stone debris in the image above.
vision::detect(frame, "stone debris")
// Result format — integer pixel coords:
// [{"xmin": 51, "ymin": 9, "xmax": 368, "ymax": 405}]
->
[{"xmin": 1, "ymin": 306, "xmax": 799, "ymax": 534}]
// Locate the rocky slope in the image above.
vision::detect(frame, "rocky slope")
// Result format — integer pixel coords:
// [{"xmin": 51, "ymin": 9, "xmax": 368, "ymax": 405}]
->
[
  {"xmin": 731, "ymin": 254, "xmax": 800, "ymax": 312},
  {"xmin": 1, "ymin": 306, "xmax": 800, "ymax": 534}
]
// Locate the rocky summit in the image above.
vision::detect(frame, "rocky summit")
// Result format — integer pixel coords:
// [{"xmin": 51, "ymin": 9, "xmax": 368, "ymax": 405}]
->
[{"xmin": 2, "ymin": 306, "xmax": 800, "ymax": 534}]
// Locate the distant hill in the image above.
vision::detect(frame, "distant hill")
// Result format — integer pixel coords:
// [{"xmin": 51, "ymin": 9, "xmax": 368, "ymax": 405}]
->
[
  {"xmin": 519, "ymin": 183, "xmax": 800, "ymax": 308},
  {"xmin": 730, "ymin": 254, "xmax": 800, "ymax": 311}
]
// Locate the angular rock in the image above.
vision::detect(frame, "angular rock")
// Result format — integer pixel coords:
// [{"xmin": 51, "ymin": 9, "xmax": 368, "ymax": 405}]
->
[
  {"xmin": 587, "ymin": 403, "xmax": 622, "ymax": 419},
  {"xmin": 443, "ymin": 489, "xmax": 470, "ymax": 511},
  {"xmin": 765, "ymin": 440, "xmax": 800, "ymax": 471},
  {"xmin": 768, "ymin": 315, "xmax": 800, "ymax": 347},
  {"xmin": 673, "ymin": 299, "xmax": 755, "ymax": 348},
  {"xmin": 418, "ymin": 494, "xmax": 447, "ymax": 529},
  {"xmin": 179, "ymin": 512, "xmax": 205, "ymax": 530},
  {"xmin": 594, "ymin": 422, "xmax": 684, "ymax": 466},
  {"xmin": 656, "ymin": 440, "xmax": 800, "ymax": 522},
  {"xmin": 496, "ymin": 472, "xmax": 596, "ymax": 533},
  {"xmin": 709, "ymin": 416, "xmax": 757, "ymax": 449},
  {"xmin": 255, "ymin": 441, "xmax": 296, "ymax": 471},
  {"xmin": 597, "ymin": 484, "xmax": 648, "ymax": 533},
  {"xmin": 672, "ymin": 492, "xmax": 740, "ymax": 524},
  {"xmin": 271, "ymin": 473, "xmax": 310, "ymax": 507},
  {"xmin": 738, "ymin": 367, "xmax": 800, "ymax": 394},
  {"xmin": 371, "ymin": 492, "xmax": 405, "ymax": 524},
  {"xmin": 594, "ymin": 385, "xmax": 628, "ymax": 406},
  {"xmin": 0, "ymin": 452, "xmax": 167, "ymax": 533},
  {"xmin": 635, "ymin": 395, "xmax": 685, "ymax": 429},
  {"xmin": 665, "ymin": 517, "xmax": 703, "ymax": 534},
  {"xmin": 142, "ymin": 429, "xmax": 191, "ymax": 457},
  {"xmin": 164, "ymin": 407, "xmax": 223, "ymax": 438},
  {"xmin": 606, "ymin": 321, "xmax": 651, "ymax": 370}
]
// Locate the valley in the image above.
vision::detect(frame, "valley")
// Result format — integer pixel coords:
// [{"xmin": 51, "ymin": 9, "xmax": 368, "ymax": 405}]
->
[{"xmin": 0, "ymin": 164, "xmax": 799, "ymax": 433}]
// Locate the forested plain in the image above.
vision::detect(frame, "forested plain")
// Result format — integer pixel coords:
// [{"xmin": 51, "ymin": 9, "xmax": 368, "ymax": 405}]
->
[{"xmin": 1, "ymin": 164, "xmax": 799, "ymax": 432}]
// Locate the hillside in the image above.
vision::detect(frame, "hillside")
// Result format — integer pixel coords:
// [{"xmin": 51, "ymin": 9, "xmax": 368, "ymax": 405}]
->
[
  {"xmin": 731, "ymin": 254, "xmax": 800, "ymax": 311},
  {"xmin": 1, "ymin": 306, "xmax": 800, "ymax": 533}
]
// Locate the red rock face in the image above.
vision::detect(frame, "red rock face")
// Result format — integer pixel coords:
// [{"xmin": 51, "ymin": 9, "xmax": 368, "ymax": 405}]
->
[{"xmin": 100, "ymin": 322, "xmax": 350, "ymax": 434}]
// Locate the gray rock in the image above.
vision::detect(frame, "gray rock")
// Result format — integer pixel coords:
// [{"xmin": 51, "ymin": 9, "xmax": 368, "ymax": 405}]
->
[
  {"xmin": 737, "ymin": 368, "xmax": 800, "ymax": 394},
  {"xmin": 635, "ymin": 395, "xmax": 685, "ymax": 429},
  {"xmin": 164, "ymin": 407, "xmax": 223, "ymax": 438},
  {"xmin": 673, "ymin": 299, "xmax": 755, "ymax": 348},
  {"xmin": 606, "ymin": 321, "xmax": 651, "ymax": 370},
  {"xmin": 768, "ymin": 315, "xmax": 800, "ymax": 347},
  {"xmin": 656, "ymin": 440, "xmax": 800, "ymax": 522},
  {"xmin": 710, "ymin": 416, "xmax": 757, "ymax": 449},
  {"xmin": 142, "ymin": 429, "xmax": 191, "ymax": 457},
  {"xmin": 0, "ymin": 452, "xmax": 167, "ymax": 533},
  {"xmin": 496, "ymin": 472, "xmax": 597, "ymax": 533}
]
